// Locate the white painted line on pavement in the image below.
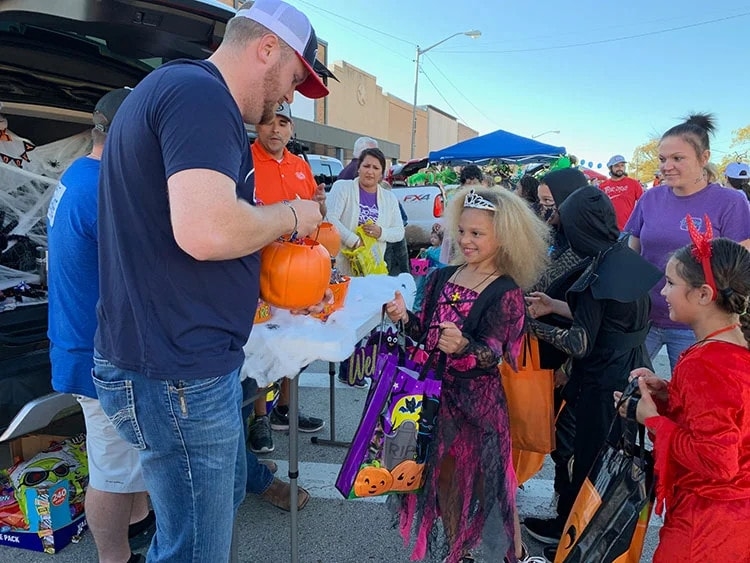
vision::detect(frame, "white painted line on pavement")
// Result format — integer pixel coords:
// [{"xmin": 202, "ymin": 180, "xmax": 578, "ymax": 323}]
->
[
  {"xmin": 268, "ymin": 459, "xmax": 663, "ymax": 527},
  {"xmin": 297, "ymin": 371, "xmax": 369, "ymax": 389}
]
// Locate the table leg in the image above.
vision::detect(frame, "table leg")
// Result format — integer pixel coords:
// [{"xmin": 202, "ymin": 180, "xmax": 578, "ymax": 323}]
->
[
  {"xmin": 310, "ymin": 361, "xmax": 350, "ymax": 448},
  {"xmin": 288, "ymin": 374, "xmax": 299, "ymax": 563}
]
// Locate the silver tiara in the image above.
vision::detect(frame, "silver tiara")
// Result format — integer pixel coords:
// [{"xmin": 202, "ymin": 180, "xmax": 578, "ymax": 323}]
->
[{"xmin": 463, "ymin": 190, "xmax": 496, "ymax": 211}]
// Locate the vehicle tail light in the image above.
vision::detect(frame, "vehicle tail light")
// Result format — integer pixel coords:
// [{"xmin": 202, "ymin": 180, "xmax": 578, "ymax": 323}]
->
[{"xmin": 433, "ymin": 194, "xmax": 444, "ymax": 218}]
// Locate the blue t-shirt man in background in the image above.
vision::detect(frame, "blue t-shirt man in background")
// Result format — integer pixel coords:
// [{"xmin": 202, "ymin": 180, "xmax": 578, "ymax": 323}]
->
[
  {"xmin": 92, "ymin": 1, "xmax": 331, "ymax": 561},
  {"xmin": 47, "ymin": 87, "xmax": 154, "ymax": 563}
]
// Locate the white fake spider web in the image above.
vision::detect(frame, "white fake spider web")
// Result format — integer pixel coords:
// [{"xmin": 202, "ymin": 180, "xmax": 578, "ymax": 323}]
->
[{"xmin": 0, "ymin": 115, "xmax": 91, "ymax": 284}]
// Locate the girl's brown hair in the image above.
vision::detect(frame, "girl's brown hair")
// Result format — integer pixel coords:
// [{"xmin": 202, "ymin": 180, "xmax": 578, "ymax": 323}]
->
[{"xmin": 673, "ymin": 238, "xmax": 750, "ymax": 348}]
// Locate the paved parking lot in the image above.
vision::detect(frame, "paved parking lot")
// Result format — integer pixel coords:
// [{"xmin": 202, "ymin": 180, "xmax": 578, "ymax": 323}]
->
[{"xmin": 1, "ymin": 354, "xmax": 669, "ymax": 562}]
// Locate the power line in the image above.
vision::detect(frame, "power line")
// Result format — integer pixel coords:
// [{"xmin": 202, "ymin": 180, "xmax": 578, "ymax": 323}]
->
[
  {"xmin": 423, "ymin": 55, "xmax": 499, "ymax": 127},
  {"xmin": 436, "ymin": 11, "xmax": 750, "ymax": 54},
  {"xmin": 470, "ymin": 7, "xmax": 744, "ymax": 47},
  {"xmin": 309, "ymin": 12, "xmax": 412, "ymax": 62},
  {"xmin": 418, "ymin": 67, "xmax": 465, "ymax": 124},
  {"xmin": 293, "ymin": 0, "xmax": 415, "ymax": 46}
]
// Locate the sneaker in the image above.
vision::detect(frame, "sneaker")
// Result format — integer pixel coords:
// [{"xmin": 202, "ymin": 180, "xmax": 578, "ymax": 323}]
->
[
  {"xmin": 128, "ymin": 510, "xmax": 155, "ymax": 550},
  {"xmin": 337, "ymin": 373, "xmax": 367, "ymax": 388},
  {"xmin": 248, "ymin": 415, "xmax": 274, "ymax": 453},
  {"xmin": 270, "ymin": 407, "xmax": 325, "ymax": 433},
  {"xmin": 523, "ymin": 516, "xmax": 564, "ymax": 545}
]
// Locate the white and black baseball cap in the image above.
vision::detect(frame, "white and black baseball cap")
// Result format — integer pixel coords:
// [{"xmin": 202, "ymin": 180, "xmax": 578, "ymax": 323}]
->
[
  {"xmin": 235, "ymin": 0, "xmax": 329, "ymax": 99},
  {"xmin": 275, "ymin": 101, "xmax": 292, "ymax": 120},
  {"xmin": 726, "ymin": 162, "xmax": 750, "ymax": 179}
]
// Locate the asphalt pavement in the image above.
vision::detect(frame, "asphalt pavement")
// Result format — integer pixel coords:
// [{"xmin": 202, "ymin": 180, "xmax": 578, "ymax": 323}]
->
[{"xmin": 0, "ymin": 352, "xmax": 670, "ymax": 563}]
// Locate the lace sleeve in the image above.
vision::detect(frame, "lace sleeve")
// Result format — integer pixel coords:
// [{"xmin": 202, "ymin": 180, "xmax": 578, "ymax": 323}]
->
[
  {"xmin": 453, "ymin": 287, "xmax": 526, "ymax": 372},
  {"xmin": 528, "ymin": 318, "xmax": 589, "ymax": 358}
]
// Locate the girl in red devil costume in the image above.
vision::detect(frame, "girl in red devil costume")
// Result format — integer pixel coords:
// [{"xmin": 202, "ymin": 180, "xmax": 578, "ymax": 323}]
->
[{"xmin": 616, "ymin": 215, "xmax": 750, "ymax": 561}]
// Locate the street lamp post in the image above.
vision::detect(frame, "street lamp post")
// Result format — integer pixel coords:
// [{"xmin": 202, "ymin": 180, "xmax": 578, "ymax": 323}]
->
[
  {"xmin": 410, "ymin": 30, "xmax": 481, "ymax": 159},
  {"xmin": 531, "ymin": 130, "xmax": 561, "ymax": 139}
]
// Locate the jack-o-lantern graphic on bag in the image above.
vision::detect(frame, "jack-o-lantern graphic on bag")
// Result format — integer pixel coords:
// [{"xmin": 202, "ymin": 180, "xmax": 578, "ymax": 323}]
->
[{"xmin": 335, "ymin": 328, "xmax": 444, "ymax": 500}]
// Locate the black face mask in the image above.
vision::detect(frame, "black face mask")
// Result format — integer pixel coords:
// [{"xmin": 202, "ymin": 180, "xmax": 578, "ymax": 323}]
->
[{"xmin": 541, "ymin": 206, "xmax": 556, "ymax": 222}]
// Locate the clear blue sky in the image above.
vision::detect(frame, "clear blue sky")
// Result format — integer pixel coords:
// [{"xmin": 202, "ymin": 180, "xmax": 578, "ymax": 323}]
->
[{"xmin": 285, "ymin": 0, "xmax": 750, "ymax": 167}]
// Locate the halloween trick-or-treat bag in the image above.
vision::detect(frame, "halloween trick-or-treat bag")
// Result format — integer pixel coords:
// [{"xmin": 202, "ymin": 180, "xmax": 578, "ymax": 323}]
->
[
  {"xmin": 336, "ymin": 340, "xmax": 444, "ymax": 499},
  {"xmin": 339, "ymin": 319, "xmax": 418, "ymax": 387},
  {"xmin": 341, "ymin": 224, "xmax": 388, "ymax": 276},
  {"xmin": 499, "ymin": 333, "xmax": 556, "ymax": 485},
  {"xmin": 554, "ymin": 392, "xmax": 653, "ymax": 563}
]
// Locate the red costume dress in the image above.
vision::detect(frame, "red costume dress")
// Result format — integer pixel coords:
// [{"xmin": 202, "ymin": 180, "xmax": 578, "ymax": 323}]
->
[{"xmin": 645, "ymin": 340, "xmax": 750, "ymax": 562}]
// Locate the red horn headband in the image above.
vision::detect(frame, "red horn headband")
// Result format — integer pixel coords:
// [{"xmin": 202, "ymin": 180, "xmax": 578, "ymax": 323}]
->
[{"xmin": 685, "ymin": 214, "xmax": 717, "ymax": 301}]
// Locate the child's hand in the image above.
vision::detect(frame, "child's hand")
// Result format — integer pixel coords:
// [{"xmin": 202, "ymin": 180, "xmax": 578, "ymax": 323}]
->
[
  {"xmin": 631, "ymin": 368, "xmax": 669, "ymax": 402},
  {"xmin": 438, "ymin": 322, "xmax": 468, "ymax": 355},
  {"xmin": 385, "ymin": 291, "xmax": 408, "ymax": 323}
]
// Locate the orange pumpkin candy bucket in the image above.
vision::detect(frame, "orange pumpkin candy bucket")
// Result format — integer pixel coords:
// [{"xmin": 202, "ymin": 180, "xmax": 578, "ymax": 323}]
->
[
  {"xmin": 311, "ymin": 275, "xmax": 350, "ymax": 321},
  {"xmin": 314, "ymin": 221, "xmax": 341, "ymax": 257},
  {"xmin": 259, "ymin": 237, "xmax": 332, "ymax": 310}
]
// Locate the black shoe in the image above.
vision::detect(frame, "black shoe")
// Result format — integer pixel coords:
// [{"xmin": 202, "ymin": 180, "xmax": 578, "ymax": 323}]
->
[
  {"xmin": 248, "ymin": 415, "xmax": 274, "ymax": 453},
  {"xmin": 542, "ymin": 545, "xmax": 557, "ymax": 562},
  {"xmin": 127, "ymin": 553, "xmax": 146, "ymax": 563},
  {"xmin": 270, "ymin": 407, "xmax": 325, "ymax": 433},
  {"xmin": 523, "ymin": 516, "xmax": 563, "ymax": 545},
  {"xmin": 128, "ymin": 510, "xmax": 155, "ymax": 550}
]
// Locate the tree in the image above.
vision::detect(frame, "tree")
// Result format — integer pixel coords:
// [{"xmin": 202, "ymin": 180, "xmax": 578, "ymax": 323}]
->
[
  {"xmin": 631, "ymin": 126, "xmax": 750, "ymax": 184},
  {"xmin": 715, "ymin": 125, "xmax": 750, "ymax": 175},
  {"xmin": 630, "ymin": 138, "xmax": 659, "ymax": 183}
]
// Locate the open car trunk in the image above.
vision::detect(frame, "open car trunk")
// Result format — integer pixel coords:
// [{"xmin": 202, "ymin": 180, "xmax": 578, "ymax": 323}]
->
[{"xmin": 0, "ymin": 0, "xmax": 235, "ymax": 439}]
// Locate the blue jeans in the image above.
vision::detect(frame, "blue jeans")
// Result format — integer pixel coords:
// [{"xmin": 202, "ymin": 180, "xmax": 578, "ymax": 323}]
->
[
  {"xmin": 645, "ymin": 326, "xmax": 695, "ymax": 374},
  {"xmin": 241, "ymin": 378, "xmax": 274, "ymax": 495},
  {"xmin": 93, "ymin": 354, "xmax": 246, "ymax": 563}
]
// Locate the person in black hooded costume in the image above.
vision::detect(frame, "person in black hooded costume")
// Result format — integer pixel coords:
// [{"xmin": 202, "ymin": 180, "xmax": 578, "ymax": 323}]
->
[
  {"xmin": 525, "ymin": 169, "xmax": 592, "ymax": 543},
  {"xmin": 523, "ymin": 185, "xmax": 661, "ymax": 551}
]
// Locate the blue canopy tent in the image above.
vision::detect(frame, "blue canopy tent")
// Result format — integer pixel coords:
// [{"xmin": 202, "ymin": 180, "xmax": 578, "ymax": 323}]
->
[{"xmin": 428, "ymin": 128, "xmax": 566, "ymax": 164}]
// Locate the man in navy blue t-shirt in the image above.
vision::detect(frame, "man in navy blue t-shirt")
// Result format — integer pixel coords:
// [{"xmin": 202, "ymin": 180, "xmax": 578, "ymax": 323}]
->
[{"xmin": 93, "ymin": 1, "xmax": 330, "ymax": 561}]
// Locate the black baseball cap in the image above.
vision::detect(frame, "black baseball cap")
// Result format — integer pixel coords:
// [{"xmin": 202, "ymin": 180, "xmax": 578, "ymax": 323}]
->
[{"xmin": 93, "ymin": 88, "xmax": 132, "ymax": 133}]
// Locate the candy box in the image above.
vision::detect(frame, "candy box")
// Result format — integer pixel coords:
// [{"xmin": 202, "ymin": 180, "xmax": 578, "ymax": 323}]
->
[{"xmin": 0, "ymin": 434, "xmax": 88, "ymax": 553}]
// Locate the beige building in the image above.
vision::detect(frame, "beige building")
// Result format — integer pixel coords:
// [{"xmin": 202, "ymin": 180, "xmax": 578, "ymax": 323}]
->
[
  {"xmin": 218, "ymin": 1, "xmax": 478, "ymax": 162},
  {"xmin": 326, "ymin": 61, "xmax": 477, "ymax": 162}
]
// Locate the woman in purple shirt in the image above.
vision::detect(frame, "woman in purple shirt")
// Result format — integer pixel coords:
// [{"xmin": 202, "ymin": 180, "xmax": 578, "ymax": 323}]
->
[{"xmin": 625, "ymin": 113, "xmax": 750, "ymax": 371}]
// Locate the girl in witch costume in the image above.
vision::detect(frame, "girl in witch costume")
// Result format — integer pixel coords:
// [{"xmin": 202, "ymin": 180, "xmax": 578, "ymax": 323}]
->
[
  {"xmin": 616, "ymin": 217, "xmax": 750, "ymax": 562},
  {"xmin": 385, "ymin": 187, "xmax": 549, "ymax": 563},
  {"xmin": 525, "ymin": 186, "xmax": 662, "ymax": 553}
]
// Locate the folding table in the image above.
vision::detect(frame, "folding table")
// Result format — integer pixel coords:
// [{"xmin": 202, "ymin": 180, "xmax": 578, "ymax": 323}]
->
[{"xmin": 240, "ymin": 274, "xmax": 415, "ymax": 563}]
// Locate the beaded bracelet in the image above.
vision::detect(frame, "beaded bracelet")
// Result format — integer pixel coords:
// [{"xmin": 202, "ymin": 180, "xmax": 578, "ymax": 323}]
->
[{"xmin": 281, "ymin": 200, "xmax": 298, "ymax": 240}]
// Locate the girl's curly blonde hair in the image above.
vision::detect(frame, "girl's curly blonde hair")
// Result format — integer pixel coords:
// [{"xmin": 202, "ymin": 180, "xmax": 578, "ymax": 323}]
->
[{"xmin": 444, "ymin": 187, "xmax": 550, "ymax": 289}]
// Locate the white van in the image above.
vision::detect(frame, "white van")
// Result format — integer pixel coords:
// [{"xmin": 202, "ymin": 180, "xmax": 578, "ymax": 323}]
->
[{"xmin": 305, "ymin": 155, "xmax": 343, "ymax": 191}]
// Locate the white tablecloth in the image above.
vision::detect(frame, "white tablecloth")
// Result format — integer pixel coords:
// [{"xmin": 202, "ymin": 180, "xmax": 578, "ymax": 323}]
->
[{"xmin": 241, "ymin": 273, "xmax": 416, "ymax": 387}]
